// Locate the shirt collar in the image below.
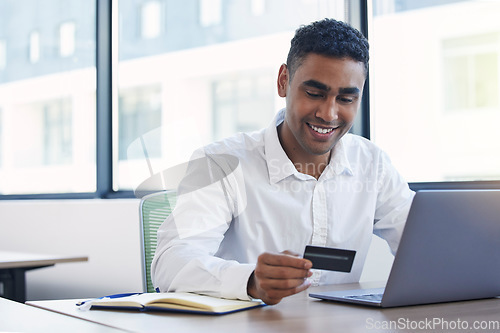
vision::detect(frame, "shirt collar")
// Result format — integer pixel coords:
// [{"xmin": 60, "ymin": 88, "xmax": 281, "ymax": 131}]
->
[
  {"xmin": 321, "ymin": 137, "xmax": 354, "ymax": 179},
  {"xmin": 264, "ymin": 109, "xmax": 354, "ymax": 184},
  {"xmin": 265, "ymin": 109, "xmax": 297, "ymax": 184}
]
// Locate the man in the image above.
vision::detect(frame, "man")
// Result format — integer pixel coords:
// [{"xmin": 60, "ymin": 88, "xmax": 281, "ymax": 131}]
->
[{"xmin": 151, "ymin": 18, "xmax": 414, "ymax": 305}]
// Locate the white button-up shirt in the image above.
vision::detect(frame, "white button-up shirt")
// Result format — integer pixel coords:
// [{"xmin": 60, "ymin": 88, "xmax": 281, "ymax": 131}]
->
[{"xmin": 152, "ymin": 109, "xmax": 415, "ymax": 300}]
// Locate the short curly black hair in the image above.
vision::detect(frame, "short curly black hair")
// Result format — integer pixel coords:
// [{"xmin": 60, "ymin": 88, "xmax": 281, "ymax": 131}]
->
[{"xmin": 286, "ymin": 18, "xmax": 369, "ymax": 79}]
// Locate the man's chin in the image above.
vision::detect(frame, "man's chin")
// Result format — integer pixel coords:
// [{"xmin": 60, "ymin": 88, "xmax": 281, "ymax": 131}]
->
[
  {"xmin": 306, "ymin": 144, "xmax": 336, "ymax": 156},
  {"xmin": 309, "ymin": 137, "xmax": 343, "ymax": 155}
]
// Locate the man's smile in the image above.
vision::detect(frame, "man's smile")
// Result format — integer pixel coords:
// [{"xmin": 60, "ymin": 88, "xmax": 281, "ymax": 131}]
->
[{"xmin": 306, "ymin": 122, "xmax": 340, "ymax": 135}]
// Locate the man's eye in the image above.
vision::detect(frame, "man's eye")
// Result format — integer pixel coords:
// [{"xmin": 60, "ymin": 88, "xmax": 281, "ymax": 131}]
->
[
  {"xmin": 338, "ymin": 96, "xmax": 354, "ymax": 104},
  {"xmin": 306, "ymin": 91, "xmax": 324, "ymax": 98}
]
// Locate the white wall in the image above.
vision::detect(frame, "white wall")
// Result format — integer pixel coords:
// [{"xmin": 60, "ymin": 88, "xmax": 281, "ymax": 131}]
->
[
  {"xmin": 0, "ymin": 199, "xmax": 393, "ymax": 301},
  {"xmin": 360, "ymin": 235, "xmax": 394, "ymax": 283},
  {"xmin": 0, "ymin": 199, "xmax": 143, "ymax": 301}
]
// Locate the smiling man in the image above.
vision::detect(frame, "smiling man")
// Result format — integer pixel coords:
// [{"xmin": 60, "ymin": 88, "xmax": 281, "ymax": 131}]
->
[
  {"xmin": 277, "ymin": 53, "xmax": 365, "ymax": 179},
  {"xmin": 152, "ymin": 18, "xmax": 414, "ymax": 306}
]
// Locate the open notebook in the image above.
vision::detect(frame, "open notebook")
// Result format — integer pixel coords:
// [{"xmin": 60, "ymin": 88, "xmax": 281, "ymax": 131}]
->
[{"xmin": 77, "ymin": 292, "xmax": 265, "ymax": 315}]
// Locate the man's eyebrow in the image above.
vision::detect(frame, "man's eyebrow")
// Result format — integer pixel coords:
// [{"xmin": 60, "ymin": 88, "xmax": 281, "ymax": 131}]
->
[
  {"xmin": 338, "ymin": 87, "xmax": 360, "ymax": 95},
  {"xmin": 302, "ymin": 80, "xmax": 330, "ymax": 91},
  {"xmin": 302, "ymin": 80, "xmax": 360, "ymax": 95}
]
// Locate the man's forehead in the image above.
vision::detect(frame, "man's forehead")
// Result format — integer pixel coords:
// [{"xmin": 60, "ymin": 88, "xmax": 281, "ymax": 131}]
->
[{"xmin": 292, "ymin": 55, "xmax": 365, "ymax": 83}]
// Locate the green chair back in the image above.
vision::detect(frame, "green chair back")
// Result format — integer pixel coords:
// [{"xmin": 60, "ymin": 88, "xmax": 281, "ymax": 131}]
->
[{"xmin": 139, "ymin": 190, "xmax": 177, "ymax": 293}]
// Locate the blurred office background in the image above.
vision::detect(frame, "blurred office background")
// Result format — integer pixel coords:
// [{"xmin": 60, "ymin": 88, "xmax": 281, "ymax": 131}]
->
[{"xmin": 0, "ymin": 0, "xmax": 499, "ymax": 300}]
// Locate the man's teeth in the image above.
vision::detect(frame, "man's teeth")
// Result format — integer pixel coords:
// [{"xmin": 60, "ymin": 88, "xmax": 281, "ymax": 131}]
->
[{"xmin": 310, "ymin": 124, "xmax": 334, "ymax": 134}]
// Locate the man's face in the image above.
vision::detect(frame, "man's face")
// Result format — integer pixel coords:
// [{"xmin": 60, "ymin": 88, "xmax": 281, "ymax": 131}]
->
[{"xmin": 277, "ymin": 53, "xmax": 366, "ymax": 160}]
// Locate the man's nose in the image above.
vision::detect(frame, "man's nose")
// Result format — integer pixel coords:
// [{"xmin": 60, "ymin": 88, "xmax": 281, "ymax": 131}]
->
[{"xmin": 315, "ymin": 98, "xmax": 339, "ymax": 122}]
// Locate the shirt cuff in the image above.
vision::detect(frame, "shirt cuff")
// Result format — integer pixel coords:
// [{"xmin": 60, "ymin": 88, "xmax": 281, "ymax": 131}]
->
[{"xmin": 220, "ymin": 263, "xmax": 256, "ymax": 300}]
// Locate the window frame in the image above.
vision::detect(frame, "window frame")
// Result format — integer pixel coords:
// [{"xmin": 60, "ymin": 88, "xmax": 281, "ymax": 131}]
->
[{"xmin": 0, "ymin": 0, "xmax": 498, "ymax": 200}]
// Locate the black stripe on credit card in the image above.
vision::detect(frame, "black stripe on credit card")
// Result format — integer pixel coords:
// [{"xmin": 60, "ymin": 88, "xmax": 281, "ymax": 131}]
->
[{"xmin": 303, "ymin": 245, "xmax": 356, "ymax": 272}]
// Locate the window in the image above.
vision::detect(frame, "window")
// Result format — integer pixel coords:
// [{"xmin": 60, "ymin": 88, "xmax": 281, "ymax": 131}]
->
[
  {"xmin": 118, "ymin": 85, "xmax": 162, "ymax": 161},
  {"xmin": 43, "ymin": 99, "xmax": 73, "ymax": 165},
  {"xmin": 369, "ymin": 0, "xmax": 500, "ymax": 183},
  {"xmin": 10, "ymin": 99, "xmax": 72, "ymax": 168},
  {"xmin": 3, "ymin": 0, "xmax": 354, "ymax": 198},
  {"xmin": 0, "ymin": 1, "xmax": 95, "ymax": 196},
  {"xmin": 116, "ymin": 0, "xmax": 349, "ymax": 192},
  {"xmin": 140, "ymin": 1, "xmax": 161, "ymax": 39},
  {"xmin": 29, "ymin": 31, "xmax": 40, "ymax": 63},
  {"xmin": 213, "ymin": 73, "xmax": 275, "ymax": 140},
  {"xmin": 251, "ymin": 0, "xmax": 266, "ymax": 16},
  {"xmin": 7, "ymin": 1, "xmax": 496, "ymax": 199},
  {"xmin": 59, "ymin": 21, "xmax": 76, "ymax": 57},
  {"xmin": 443, "ymin": 33, "xmax": 499, "ymax": 112},
  {"xmin": 199, "ymin": 0, "xmax": 222, "ymax": 27},
  {"xmin": 0, "ymin": 40, "xmax": 6, "ymax": 70},
  {"xmin": 0, "ymin": 108, "xmax": 2, "ymax": 167}
]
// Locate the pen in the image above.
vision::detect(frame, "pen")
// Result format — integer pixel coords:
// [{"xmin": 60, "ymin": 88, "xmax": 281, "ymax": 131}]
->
[{"xmin": 76, "ymin": 292, "xmax": 141, "ymax": 307}]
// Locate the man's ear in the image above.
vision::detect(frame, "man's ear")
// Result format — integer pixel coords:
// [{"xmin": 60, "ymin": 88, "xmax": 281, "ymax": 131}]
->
[{"xmin": 277, "ymin": 64, "xmax": 289, "ymax": 98}]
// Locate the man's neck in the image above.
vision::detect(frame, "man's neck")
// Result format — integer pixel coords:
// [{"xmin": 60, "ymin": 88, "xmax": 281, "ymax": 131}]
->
[{"xmin": 277, "ymin": 123, "xmax": 332, "ymax": 180}]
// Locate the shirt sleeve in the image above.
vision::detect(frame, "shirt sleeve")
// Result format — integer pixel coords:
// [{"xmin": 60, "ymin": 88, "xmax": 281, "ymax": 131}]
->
[
  {"xmin": 151, "ymin": 151, "xmax": 256, "ymax": 300},
  {"xmin": 373, "ymin": 150, "xmax": 415, "ymax": 255}
]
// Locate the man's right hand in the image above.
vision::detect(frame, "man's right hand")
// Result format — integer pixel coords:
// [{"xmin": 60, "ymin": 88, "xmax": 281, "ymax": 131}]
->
[{"xmin": 247, "ymin": 251, "xmax": 313, "ymax": 305}]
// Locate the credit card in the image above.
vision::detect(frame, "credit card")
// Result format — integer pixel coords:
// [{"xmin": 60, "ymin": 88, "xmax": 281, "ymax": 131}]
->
[{"xmin": 303, "ymin": 245, "xmax": 356, "ymax": 272}]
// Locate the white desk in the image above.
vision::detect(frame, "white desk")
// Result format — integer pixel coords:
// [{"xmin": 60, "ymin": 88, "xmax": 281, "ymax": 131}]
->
[
  {"xmin": 27, "ymin": 282, "xmax": 500, "ymax": 333},
  {"xmin": 0, "ymin": 251, "xmax": 88, "ymax": 302},
  {"xmin": 0, "ymin": 297, "xmax": 124, "ymax": 332}
]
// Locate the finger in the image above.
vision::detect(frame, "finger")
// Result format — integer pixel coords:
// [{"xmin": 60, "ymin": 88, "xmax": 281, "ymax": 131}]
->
[
  {"xmin": 255, "ymin": 264, "xmax": 311, "ymax": 280},
  {"xmin": 261, "ymin": 279, "xmax": 311, "ymax": 304},
  {"xmin": 280, "ymin": 250, "xmax": 314, "ymax": 267},
  {"xmin": 259, "ymin": 252, "xmax": 312, "ymax": 269},
  {"xmin": 259, "ymin": 276, "xmax": 310, "ymax": 290}
]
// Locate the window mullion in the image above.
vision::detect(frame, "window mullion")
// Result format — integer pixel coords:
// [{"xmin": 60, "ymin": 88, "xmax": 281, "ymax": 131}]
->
[{"xmin": 96, "ymin": 0, "xmax": 113, "ymax": 198}]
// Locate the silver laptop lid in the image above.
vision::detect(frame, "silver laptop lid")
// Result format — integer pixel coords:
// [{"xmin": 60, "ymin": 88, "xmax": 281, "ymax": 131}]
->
[{"xmin": 381, "ymin": 189, "xmax": 500, "ymax": 307}]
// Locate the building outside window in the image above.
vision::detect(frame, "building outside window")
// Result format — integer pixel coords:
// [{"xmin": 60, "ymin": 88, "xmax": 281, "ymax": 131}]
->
[
  {"xmin": 443, "ymin": 33, "xmax": 499, "ymax": 112},
  {"xmin": 369, "ymin": 0, "xmax": 500, "ymax": 183},
  {"xmin": 199, "ymin": 0, "xmax": 222, "ymax": 27},
  {"xmin": 140, "ymin": 1, "xmax": 162, "ymax": 39},
  {"xmin": 0, "ymin": 40, "xmax": 6, "ymax": 70},
  {"xmin": 118, "ymin": 85, "xmax": 162, "ymax": 161},
  {"xmin": 4, "ymin": 0, "xmax": 497, "ymax": 198},
  {"xmin": 43, "ymin": 98, "xmax": 73, "ymax": 165},
  {"xmin": 29, "ymin": 31, "xmax": 40, "ymax": 63},
  {"xmin": 0, "ymin": 108, "xmax": 2, "ymax": 167},
  {"xmin": 0, "ymin": 0, "xmax": 349, "ymax": 196},
  {"xmin": 116, "ymin": 0, "xmax": 345, "ymax": 192},
  {"xmin": 59, "ymin": 21, "xmax": 76, "ymax": 57},
  {"xmin": 0, "ymin": 0, "xmax": 95, "ymax": 195},
  {"xmin": 213, "ymin": 73, "xmax": 275, "ymax": 140},
  {"xmin": 251, "ymin": 0, "xmax": 266, "ymax": 16}
]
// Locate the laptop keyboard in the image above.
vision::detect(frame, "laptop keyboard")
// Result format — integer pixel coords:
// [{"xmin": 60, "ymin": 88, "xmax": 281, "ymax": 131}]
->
[{"xmin": 345, "ymin": 293, "xmax": 383, "ymax": 302}]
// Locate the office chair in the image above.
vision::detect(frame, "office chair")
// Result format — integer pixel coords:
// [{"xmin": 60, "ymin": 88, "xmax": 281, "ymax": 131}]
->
[{"xmin": 139, "ymin": 190, "xmax": 177, "ymax": 293}]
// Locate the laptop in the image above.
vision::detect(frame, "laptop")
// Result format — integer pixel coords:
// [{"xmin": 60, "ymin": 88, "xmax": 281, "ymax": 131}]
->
[{"xmin": 309, "ymin": 189, "xmax": 500, "ymax": 307}]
